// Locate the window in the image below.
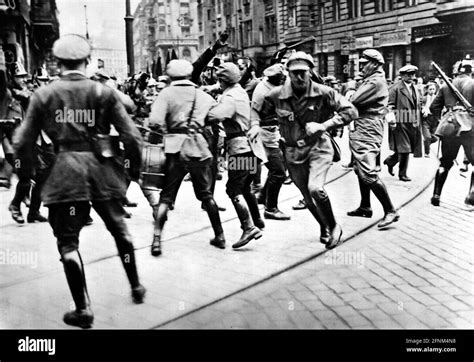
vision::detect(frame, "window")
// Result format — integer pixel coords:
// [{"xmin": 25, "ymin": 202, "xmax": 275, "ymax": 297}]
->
[
  {"xmin": 319, "ymin": 0, "xmax": 325, "ymax": 25},
  {"xmin": 264, "ymin": 0, "xmax": 274, "ymax": 13},
  {"xmin": 288, "ymin": 0, "xmax": 297, "ymax": 27},
  {"xmin": 309, "ymin": 3, "xmax": 318, "ymax": 27},
  {"xmin": 242, "ymin": 20, "xmax": 252, "ymax": 47},
  {"xmin": 333, "ymin": 0, "xmax": 340, "ymax": 22},
  {"xmin": 180, "ymin": 2, "xmax": 190, "ymax": 15},
  {"xmin": 348, "ymin": 0, "xmax": 364, "ymax": 18},
  {"xmin": 265, "ymin": 15, "xmax": 276, "ymax": 43},
  {"xmin": 207, "ymin": 9, "xmax": 211, "ymax": 20},
  {"xmin": 405, "ymin": 0, "xmax": 417, "ymax": 6},
  {"xmin": 375, "ymin": 0, "xmax": 394, "ymax": 12}
]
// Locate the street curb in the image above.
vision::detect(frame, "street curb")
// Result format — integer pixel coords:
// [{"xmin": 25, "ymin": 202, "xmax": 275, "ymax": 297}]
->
[{"xmin": 152, "ymin": 168, "xmax": 437, "ymax": 329}]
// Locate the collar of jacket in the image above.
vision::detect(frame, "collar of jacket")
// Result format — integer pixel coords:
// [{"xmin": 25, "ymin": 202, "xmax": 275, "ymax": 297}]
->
[
  {"xmin": 363, "ymin": 69, "xmax": 386, "ymax": 82},
  {"xmin": 60, "ymin": 72, "xmax": 88, "ymax": 81},
  {"xmin": 278, "ymin": 80, "xmax": 325, "ymax": 100},
  {"xmin": 222, "ymin": 82, "xmax": 242, "ymax": 96},
  {"xmin": 170, "ymin": 79, "xmax": 197, "ymax": 87}
]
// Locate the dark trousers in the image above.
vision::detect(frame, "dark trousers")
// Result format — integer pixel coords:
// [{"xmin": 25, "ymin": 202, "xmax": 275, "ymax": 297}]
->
[
  {"xmin": 159, "ymin": 153, "xmax": 214, "ymax": 205},
  {"xmin": 263, "ymin": 147, "xmax": 286, "ymax": 210},
  {"xmin": 226, "ymin": 152, "xmax": 258, "ymax": 198},
  {"xmin": 10, "ymin": 175, "xmax": 31, "ymax": 208},
  {"xmin": 440, "ymin": 134, "xmax": 474, "ymax": 170},
  {"xmin": 49, "ymin": 199, "xmax": 140, "ymax": 288},
  {"xmin": 422, "ymin": 116, "xmax": 439, "ymax": 155},
  {"xmin": 384, "ymin": 152, "xmax": 410, "ymax": 177},
  {"xmin": 29, "ymin": 170, "xmax": 50, "ymax": 215}
]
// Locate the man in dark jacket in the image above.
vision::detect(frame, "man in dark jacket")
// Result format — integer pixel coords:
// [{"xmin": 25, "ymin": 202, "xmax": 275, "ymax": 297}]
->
[
  {"xmin": 384, "ymin": 65, "xmax": 423, "ymax": 181},
  {"xmin": 346, "ymin": 49, "xmax": 399, "ymax": 228},
  {"xmin": 13, "ymin": 34, "xmax": 145, "ymax": 329},
  {"xmin": 429, "ymin": 58, "xmax": 474, "ymax": 207},
  {"xmin": 259, "ymin": 52, "xmax": 358, "ymax": 249}
]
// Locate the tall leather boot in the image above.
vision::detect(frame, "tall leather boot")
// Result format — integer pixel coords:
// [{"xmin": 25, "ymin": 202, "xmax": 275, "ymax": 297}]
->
[
  {"xmin": 398, "ymin": 153, "xmax": 411, "ymax": 181},
  {"xmin": 203, "ymin": 198, "xmax": 226, "ymax": 249},
  {"xmin": 431, "ymin": 168, "xmax": 449, "ymax": 206},
  {"xmin": 347, "ymin": 177, "xmax": 373, "ymax": 218},
  {"xmin": 314, "ymin": 194, "xmax": 342, "ymax": 250},
  {"xmin": 113, "ymin": 230, "xmax": 146, "ymax": 303},
  {"xmin": 231, "ymin": 195, "xmax": 262, "ymax": 249},
  {"xmin": 61, "ymin": 250, "xmax": 94, "ymax": 329},
  {"xmin": 370, "ymin": 178, "xmax": 400, "ymax": 228},
  {"xmin": 306, "ymin": 200, "xmax": 331, "ymax": 245},
  {"xmin": 151, "ymin": 203, "xmax": 169, "ymax": 256},
  {"xmin": 465, "ymin": 171, "xmax": 474, "ymax": 206},
  {"xmin": 243, "ymin": 191, "xmax": 265, "ymax": 229}
]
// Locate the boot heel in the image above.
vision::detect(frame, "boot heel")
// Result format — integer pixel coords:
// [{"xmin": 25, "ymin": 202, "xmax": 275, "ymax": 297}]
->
[{"xmin": 254, "ymin": 230, "xmax": 263, "ymax": 239}]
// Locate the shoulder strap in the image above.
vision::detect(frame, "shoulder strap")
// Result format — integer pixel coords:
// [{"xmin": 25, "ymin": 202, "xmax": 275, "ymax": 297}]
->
[{"xmin": 187, "ymin": 88, "xmax": 197, "ymax": 126}]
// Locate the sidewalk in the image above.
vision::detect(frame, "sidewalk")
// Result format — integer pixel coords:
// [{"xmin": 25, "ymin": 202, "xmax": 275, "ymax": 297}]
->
[{"xmin": 0, "ymin": 134, "xmax": 461, "ymax": 329}]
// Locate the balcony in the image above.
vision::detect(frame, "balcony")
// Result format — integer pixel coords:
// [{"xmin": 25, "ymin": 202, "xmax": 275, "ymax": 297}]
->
[{"xmin": 435, "ymin": 0, "xmax": 474, "ymax": 18}]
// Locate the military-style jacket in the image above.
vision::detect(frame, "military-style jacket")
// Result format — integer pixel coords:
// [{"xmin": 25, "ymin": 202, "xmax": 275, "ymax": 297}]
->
[
  {"xmin": 251, "ymin": 79, "xmax": 281, "ymax": 148},
  {"xmin": 13, "ymin": 72, "xmax": 143, "ymax": 205},
  {"xmin": 430, "ymin": 74, "xmax": 474, "ymax": 116},
  {"xmin": 349, "ymin": 69, "xmax": 388, "ymax": 141},
  {"xmin": 208, "ymin": 83, "xmax": 255, "ymax": 156},
  {"xmin": 260, "ymin": 80, "xmax": 357, "ymax": 145}
]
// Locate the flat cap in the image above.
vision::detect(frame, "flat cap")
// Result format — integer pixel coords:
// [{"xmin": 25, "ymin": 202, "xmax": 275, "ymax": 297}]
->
[
  {"xmin": 216, "ymin": 62, "xmax": 241, "ymax": 84},
  {"xmin": 286, "ymin": 51, "xmax": 315, "ymax": 71},
  {"xmin": 166, "ymin": 59, "xmax": 193, "ymax": 78},
  {"xmin": 53, "ymin": 34, "xmax": 91, "ymax": 60},
  {"xmin": 263, "ymin": 63, "xmax": 285, "ymax": 77},
  {"xmin": 399, "ymin": 64, "xmax": 418, "ymax": 74},
  {"xmin": 359, "ymin": 49, "xmax": 385, "ymax": 64},
  {"xmin": 13, "ymin": 62, "xmax": 28, "ymax": 77},
  {"xmin": 158, "ymin": 75, "xmax": 171, "ymax": 84}
]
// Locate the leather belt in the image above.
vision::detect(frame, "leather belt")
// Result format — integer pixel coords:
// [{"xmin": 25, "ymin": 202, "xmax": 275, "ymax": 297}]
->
[
  {"xmin": 226, "ymin": 131, "xmax": 246, "ymax": 140},
  {"xmin": 58, "ymin": 142, "xmax": 92, "ymax": 152},
  {"xmin": 284, "ymin": 136, "xmax": 316, "ymax": 148},
  {"xmin": 169, "ymin": 127, "xmax": 202, "ymax": 135}
]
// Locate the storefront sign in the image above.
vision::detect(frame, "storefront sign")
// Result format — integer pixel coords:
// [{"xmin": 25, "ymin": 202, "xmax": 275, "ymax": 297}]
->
[
  {"xmin": 412, "ymin": 23, "xmax": 452, "ymax": 38},
  {"xmin": 378, "ymin": 29, "xmax": 409, "ymax": 47},
  {"xmin": 355, "ymin": 36, "xmax": 373, "ymax": 49},
  {"xmin": 321, "ymin": 41, "xmax": 335, "ymax": 53},
  {"xmin": 341, "ymin": 43, "xmax": 350, "ymax": 56}
]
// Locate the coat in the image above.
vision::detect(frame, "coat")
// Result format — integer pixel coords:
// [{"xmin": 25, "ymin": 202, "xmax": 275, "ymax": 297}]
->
[
  {"xmin": 387, "ymin": 81, "xmax": 423, "ymax": 157},
  {"xmin": 13, "ymin": 72, "xmax": 143, "ymax": 206}
]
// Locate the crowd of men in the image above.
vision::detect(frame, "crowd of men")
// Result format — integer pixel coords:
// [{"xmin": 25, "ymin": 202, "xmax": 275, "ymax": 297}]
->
[{"xmin": 1, "ymin": 32, "xmax": 473, "ymax": 329}]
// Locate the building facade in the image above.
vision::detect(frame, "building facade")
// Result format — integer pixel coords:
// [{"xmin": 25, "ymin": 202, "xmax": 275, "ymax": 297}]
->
[
  {"xmin": 0, "ymin": 0, "xmax": 59, "ymax": 77},
  {"xmin": 133, "ymin": 0, "xmax": 199, "ymax": 75}
]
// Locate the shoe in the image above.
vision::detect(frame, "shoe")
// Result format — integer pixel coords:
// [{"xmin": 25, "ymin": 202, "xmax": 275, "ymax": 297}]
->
[
  {"xmin": 124, "ymin": 210, "xmax": 132, "ymax": 218},
  {"xmin": 347, "ymin": 207, "xmax": 373, "ymax": 218},
  {"xmin": 283, "ymin": 176, "xmax": 292, "ymax": 185},
  {"xmin": 151, "ymin": 235, "xmax": 162, "ymax": 256},
  {"xmin": 232, "ymin": 226, "xmax": 262, "ymax": 249},
  {"xmin": 8, "ymin": 204, "xmax": 24, "ymax": 224},
  {"xmin": 63, "ymin": 308, "xmax": 94, "ymax": 329},
  {"xmin": 377, "ymin": 211, "xmax": 400, "ymax": 228},
  {"xmin": 325, "ymin": 224, "xmax": 343, "ymax": 250},
  {"xmin": 264, "ymin": 208, "xmax": 291, "ymax": 220},
  {"xmin": 399, "ymin": 175, "xmax": 411, "ymax": 182},
  {"xmin": 210, "ymin": 234, "xmax": 226, "ymax": 249},
  {"xmin": 184, "ymin": 173, "xmax": 192, "ymax": 182},
  {"xmin": 431, "ymin": 195, "xmax": 440, "ymax": 206},
  {"xmin": 320, "ymin": 226, "xmax": 330, "ymax": 245},
  {"xmin": 424, "ymin": 154, "xmax": 430, "ymax": 158},
  {"xmin": 292, "ymin": 199, "xmax": 307, "ymax": 210},
  {"xmin": 27, "ymin": 212, "xmax": 48, "ymax": 223},
  {"xmin": 216, "ymin": 173, "xmax": 223, "ymax": 181},
  {"xmin": 124, "ymin": 199, "xmax": 138, "ymax": 207},
  {"xmin": 85, "ymin": 216, "xmax": 93, "ymax": 226},
  {"xmin": 383, "ymin": 160, "xmax": 394, "ymax": 176},
  {"xmin": 460, "ymin": 166, "xmax": 469, "ymax": 173},
  {"xmin": 131, "ymin": 284, "xmax": 146, "ymax": 304}
]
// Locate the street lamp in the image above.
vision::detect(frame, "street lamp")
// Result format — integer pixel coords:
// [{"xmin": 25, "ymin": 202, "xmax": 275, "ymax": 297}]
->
[{"xmin": 125, "ymin": 0, "xmax": 135, "ymax": 76}]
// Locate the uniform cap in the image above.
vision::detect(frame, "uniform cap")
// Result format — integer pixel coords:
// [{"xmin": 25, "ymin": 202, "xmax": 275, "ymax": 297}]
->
[
  {"xmin": 324, "ymin": 75, "xmax": 338, "ymax": 84},
  {"xmin": 263, "ymin": 63, "xmax": 285, "ymax": 77},
  {"xmin": 37, "ymin": 67, "xmax": 49, "ymax": 80},
  {"xmin": 399, "ymin": 64, "xmax": 418, "ymax": 74},
  {"xmin": 359, "ymin": 49, "xmax": 385, "ymax": 64},
  {"xmin": 53, "ymin": 34, "xmax": 92, "ymax": 60},
  {"xmin": 216, "ymin": 62, "xmax": 241, "ymax": 84},
  {"xmin": 147, "ymin": 77, "xmax": 158, "ymax": 86},
  {"xmin": 13, "ymin": 61, "xmax": 28, "ymax": 77},
  {"xmin": 166, "ymin": 59, "xmax": 194, "ymax": 78},
  {"xmin": 158, "ymin": 75, "xmax": 171, "ymax": 84},
  {"xmin": 286, "ymin": 51, "xmax": 315, "ymax": 71}
]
